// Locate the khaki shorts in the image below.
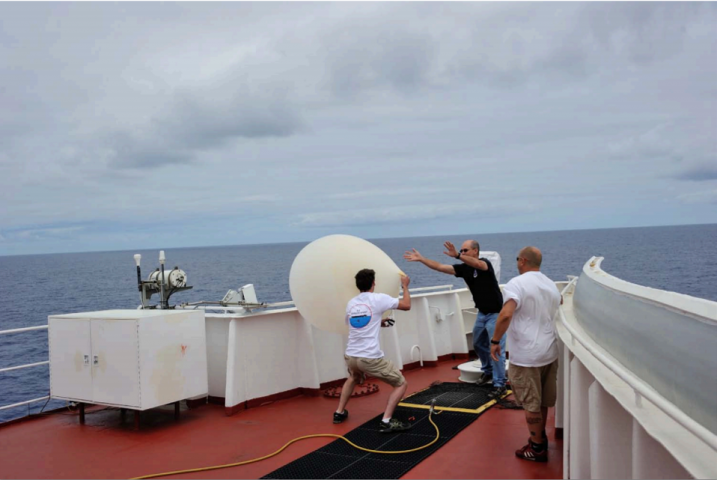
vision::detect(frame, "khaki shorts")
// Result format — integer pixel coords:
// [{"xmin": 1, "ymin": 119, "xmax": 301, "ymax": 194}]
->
[
  {"xmin": 344, "ymin": 355, "xmax": 405, "ymax": 387},
  {"xmin": 510, "ymin": 359, "xmax": 558, "ymax": 413}
]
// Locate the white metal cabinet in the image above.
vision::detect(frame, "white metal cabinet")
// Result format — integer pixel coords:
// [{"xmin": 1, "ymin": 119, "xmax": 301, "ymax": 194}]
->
[
  {"xmin": 48, "ymin": 318, "xmax": 92, "ymax": 402},
  {"xmin": 49, "ymin": 309, "xmax": 207, "ymax": 410},
  {"xmin": 90, "ymin": 319, "xmax": 141, "ymax": 407}
]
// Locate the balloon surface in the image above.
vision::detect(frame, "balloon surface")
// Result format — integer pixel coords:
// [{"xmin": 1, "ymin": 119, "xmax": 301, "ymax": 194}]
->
[{"xmin": 289, "ymin": 235, "xmax": 403, "ymax": 335}]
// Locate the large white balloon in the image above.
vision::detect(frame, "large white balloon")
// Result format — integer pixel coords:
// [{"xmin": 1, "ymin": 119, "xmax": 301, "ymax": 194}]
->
[{"xmin": 289, "ymin": 235, "xmax": 404, "ymax": 335}]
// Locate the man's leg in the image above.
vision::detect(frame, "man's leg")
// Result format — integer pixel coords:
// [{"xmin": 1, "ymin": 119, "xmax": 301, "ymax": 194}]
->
[
  {"xmin": 510, "ymin": 364, "xmax": 548, "ymax": 461},
  {"xmin": 525, "ymin": 409, "xmax": 545, "ymax": 444},
  {"xmin": 359, "ymin": 357, "xmax": 411, "ymax": 432},
  {"xmin": 484, "ymin": 312, "xmax": 506, "ymax": 388},
  {"xmin": 540, "ymin": 406, "xmax": 549, "ymax": 444},
  {"xmin": 336, "ymin": 376, "xmax": 356, "ymax": 414},
  {"xmin": 383, "ymin": 381, "xmax": 408, "ymax": 421},
  {"xmin": 473, "ymin": 312, "xmax": 492, "ymax": 378}
]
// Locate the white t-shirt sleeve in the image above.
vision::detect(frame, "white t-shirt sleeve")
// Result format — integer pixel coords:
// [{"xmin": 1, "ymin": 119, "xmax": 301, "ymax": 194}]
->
[
  {"xmin": 375, "ymin": 293, "xmax": 399, "ymax": 313},
  {"xmin": 502, "ymin": 278, "xmax": 522, "ymax": 308}
]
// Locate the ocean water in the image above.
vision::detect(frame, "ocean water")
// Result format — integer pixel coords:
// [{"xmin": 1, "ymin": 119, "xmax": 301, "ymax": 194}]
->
[{"xmin": 1, "ymin": 223, "xmax": 715, "ymax": 422}]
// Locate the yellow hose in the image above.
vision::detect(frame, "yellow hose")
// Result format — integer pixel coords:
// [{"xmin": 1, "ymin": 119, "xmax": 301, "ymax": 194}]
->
[{"xmin": 131, "ymin": 410, "xmax": 441, "ymax": 479}]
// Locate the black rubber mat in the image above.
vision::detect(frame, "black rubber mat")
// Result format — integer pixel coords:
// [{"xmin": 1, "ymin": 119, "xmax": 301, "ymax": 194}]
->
[
  {"xmin": 262, "ymin": 383, "xmax": 501, "ymax": 479},
  {"xmin": 400, "ymin": 381, "xmax": 501, "ymax": 411}
]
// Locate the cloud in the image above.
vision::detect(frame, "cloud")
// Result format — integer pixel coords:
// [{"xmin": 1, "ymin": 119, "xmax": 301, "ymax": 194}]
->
[
  {"xmin": 101, "ymin": 89, "xmax": 306, "ymax": 170},
  {"xmin": 10, "ymin": 226, "xmax": 85, "ymax": 241},
  {"xmin": 1, "ymin": 2, "xmax": 716, "ymax": 255},
  {"xmin": 607, "ymin": 124, "xmax": 679, "ymax": 160},
  {"xmin": 674, "ymin": 159, "xmax": 717, "ymax": 181},
  {"xmin": 296, "ymin": 202, "xmax": 535, "ymax": 228},
  {"xmin": 326, "ymin": 187, "xmax": 451, "ymax": 201},
  {"xmin": 606, "ymin": 123, "xmax": 716, "ymax": 182},
  {"xmin": 677, "ymin": 190, "xmax": 717, "ymax": 205}
]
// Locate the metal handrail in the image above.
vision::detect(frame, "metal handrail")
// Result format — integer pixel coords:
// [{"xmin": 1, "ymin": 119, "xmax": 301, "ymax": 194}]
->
[
  {"xmin": 558, "ymin": 277, "xmax": 717, "ymax": 452},
  {"xmin": 0, "ymin": 361, "xmax": 49, "ymax": 374},
  {"xmin": 406, "ymin": 285, "xmax": 454, "ymax": 292},
  {"xmin": 0, "ymin": 325, "xmax": 48, "ymax": 335},
  {"xmin": 0, "ymin": 396, "xmax": 50, "ymax": 412},
  {"xmin": 0, "ymin": 325, "xmax": 51, "ymax": 414}
]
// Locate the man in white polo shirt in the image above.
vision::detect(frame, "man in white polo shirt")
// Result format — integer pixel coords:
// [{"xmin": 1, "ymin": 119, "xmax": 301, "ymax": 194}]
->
[
  {"xmin": 490, "ymin": 246, "xmax": 561, "ymax": 463},
  {"xmin": 333, "ymin": 268, "xmax": 413, "ymax": 433}
]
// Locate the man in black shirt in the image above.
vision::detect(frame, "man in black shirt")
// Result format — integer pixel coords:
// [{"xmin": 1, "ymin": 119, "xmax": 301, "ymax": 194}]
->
[{"xmin": 404, "ymin": 240, "xmax": 506, "ymax": 396}]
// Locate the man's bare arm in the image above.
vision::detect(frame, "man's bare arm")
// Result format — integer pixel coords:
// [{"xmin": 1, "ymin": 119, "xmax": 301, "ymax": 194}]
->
[
  {"xmin": 403, "ymin": 248, "xmax": 455, "ymax": 275},
  {"xmin": 397, "ymin": 275, "xmax": 412, "ymax": 310}
]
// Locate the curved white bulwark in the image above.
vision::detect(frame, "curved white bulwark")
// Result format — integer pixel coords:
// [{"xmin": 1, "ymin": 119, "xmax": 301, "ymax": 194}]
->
[
  {"xmin": 557, "ymin": 257, "xmax": 717, "ymax": 479},
  {"xmin": 196, "ymin": 251, "xmax": 502, "ymax": 414},
  {"xmin": 200, "ymin": 286, "xmax": 478, "ymax": 413}
]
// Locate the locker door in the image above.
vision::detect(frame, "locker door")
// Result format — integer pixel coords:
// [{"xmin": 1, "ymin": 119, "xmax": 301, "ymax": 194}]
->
[
  {"xmin": 49, "ymin": 318, "xmax": 92, "ymax": 401},
  {"xmin": 90, "ymin": 319, "xmax": 140, "ymax": 407}
]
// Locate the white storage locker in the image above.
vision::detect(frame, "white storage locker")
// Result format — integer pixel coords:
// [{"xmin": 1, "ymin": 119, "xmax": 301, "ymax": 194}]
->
[{"xmin": 48, "ymin": 309, "xmax": 207, "ymax": 411}]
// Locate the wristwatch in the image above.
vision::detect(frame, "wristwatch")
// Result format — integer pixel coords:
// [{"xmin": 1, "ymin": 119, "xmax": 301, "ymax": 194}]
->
[
  {"xmin": 455, "ymin": 252, "xmax": 461, "ymax": 259},
  {"xmin": 490, "ymin": 339, "xmax": 500, "ymax": 345}
]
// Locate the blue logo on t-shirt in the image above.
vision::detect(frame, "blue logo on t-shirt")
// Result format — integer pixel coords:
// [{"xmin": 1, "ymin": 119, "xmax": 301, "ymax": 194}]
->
[
  {"xmin": 348, "ymin": 303, "xmax": 373, "ymax": 329},
  {"xmin": 349, "ymin": 315, "xmax": 371, "ymax": 328}
]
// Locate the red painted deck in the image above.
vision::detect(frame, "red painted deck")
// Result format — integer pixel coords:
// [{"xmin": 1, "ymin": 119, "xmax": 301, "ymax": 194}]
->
[{"xmin": 0, "ymin": 360, "xmax": 562, "ymax": 479}]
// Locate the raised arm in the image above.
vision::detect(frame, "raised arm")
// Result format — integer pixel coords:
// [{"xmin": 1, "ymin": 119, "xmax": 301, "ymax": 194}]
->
[
  {"xmin": 443, "ymin": 241, "xmax": 488, "ymax": 270},
  {"xmin": 403, "ymin": 248, "xmax": 455, "ymax": 275},
  {"xmin": 396, "ymin": 274, "xmax": 411, "ymax": 311}
]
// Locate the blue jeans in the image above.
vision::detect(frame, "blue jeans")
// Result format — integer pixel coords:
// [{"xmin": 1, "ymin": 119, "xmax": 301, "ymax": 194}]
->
[{"xmin": 472, "ymin": 312, "xmax": 506, "ymax": 388}]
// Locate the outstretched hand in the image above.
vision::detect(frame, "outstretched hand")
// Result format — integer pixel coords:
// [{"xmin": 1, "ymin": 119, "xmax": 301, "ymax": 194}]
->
[
  {"xmin": 403, "ymin": 248, "xmax": 423, "ymax": 262},
  {"xmin": 443, "ymin": 241, "xmax": 458, "ymax": 258}
]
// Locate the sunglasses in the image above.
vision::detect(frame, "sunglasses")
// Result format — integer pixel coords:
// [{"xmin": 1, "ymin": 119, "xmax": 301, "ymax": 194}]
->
[{"xmin": 460, "ymin": 249, "xmax": 471, "ymax": 253}]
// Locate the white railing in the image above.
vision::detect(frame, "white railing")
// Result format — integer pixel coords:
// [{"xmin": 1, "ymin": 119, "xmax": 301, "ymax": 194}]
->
[
  {"xmin": 559, "ymin": 298, "xmax": 717, "ymax": 452},
  {"xmin": 177, "ymin": 285, "xmax": 457, "ymax": 315},
  {"xmin": 0, "ymin": 325, "xmax": 51, "ymax": 414},
  {"xmin": 404, "ymin": 284, "xmax": 454, "ymax": 293},
  {"xmin": 557, "ymin": 262, "xmax": 717, "ymax": 479}
]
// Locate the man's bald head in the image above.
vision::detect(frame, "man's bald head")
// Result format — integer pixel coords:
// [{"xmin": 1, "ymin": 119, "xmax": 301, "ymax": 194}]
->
[{"xmin": 519, "ymin": 246, "xmax": 542, "ymax": 269}]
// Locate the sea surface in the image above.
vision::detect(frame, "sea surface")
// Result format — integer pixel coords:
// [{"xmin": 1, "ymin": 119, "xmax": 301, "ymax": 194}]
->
[{"xmin": 1, "ymin": 223, "xmax": 715, "ymax": 422}]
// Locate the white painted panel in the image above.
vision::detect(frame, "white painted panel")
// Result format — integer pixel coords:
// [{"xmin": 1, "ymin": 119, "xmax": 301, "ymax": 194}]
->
[
  {"xmin": 205, "ymin": 317, "xmax": 230, "ymax": 398},
  {"xmin": 48, "ymin": 317, "xmax": 92, "ymax": 402},
  {"xmin": 138, "ymin": 310, "xmax": 208, "ymax": 410},
  {"xmin": 91, "ymin": 319, "xmax": 140, "ymax": 407},
  {"xmin": 310, "ymin": 325, "xmax": 347, "ymax": 384},
  {"xmin": 449, "ymin": 293, "xmax": 469, "ymax": 355},
  {"xmin": 414, "ymin": 297, "xmax": 438, "ymax": 361},
  {"xmin": 235, "ymin": 313, "xmax": 304, "ymax": 401},
  {"xmin": 632, "ymin": 419, "xmax": 691, "ymax": 479}
]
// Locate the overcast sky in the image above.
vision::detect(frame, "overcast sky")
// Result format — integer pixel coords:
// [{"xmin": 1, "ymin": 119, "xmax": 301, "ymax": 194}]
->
[{"xmin": 1, "ymin": 2, "xmax": 715, "ymax": 256}]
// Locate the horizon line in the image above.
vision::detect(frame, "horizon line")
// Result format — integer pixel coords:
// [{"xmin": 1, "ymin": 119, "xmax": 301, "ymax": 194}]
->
[{"xmin": 1, "ymin": 221, "xmax": 714, "ymax": 258}]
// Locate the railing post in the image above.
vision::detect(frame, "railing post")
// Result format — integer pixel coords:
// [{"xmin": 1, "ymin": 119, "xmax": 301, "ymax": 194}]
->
[
  {"xmin": 588, "ymin": 382, "xmax": 632, "ymax": 478},
  {"xmin": 555, "ymin": 339, "xmax": 565, "ymax": 433},
  {"xmin": 561, "ymin": 346, "xmax": 573, "ymax": 479},
  {"xmin": 569, "ymin": 358, "xmax": 592, "ymax": 479}
]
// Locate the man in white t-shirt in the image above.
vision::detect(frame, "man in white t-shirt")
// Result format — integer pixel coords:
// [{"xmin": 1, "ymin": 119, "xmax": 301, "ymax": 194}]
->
[
  {"xmin": 490, "ymin": 246, "xmax": 561, "ymax": 463},
  {"xmin": 334, "ymin": 268, "xmax": 413, "ymax": 433}
]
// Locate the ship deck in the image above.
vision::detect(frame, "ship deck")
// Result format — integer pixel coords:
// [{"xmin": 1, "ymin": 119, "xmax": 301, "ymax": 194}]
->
[{"xmin": 0, "ymin": 359, "xmax": 562, "ymax": 479}]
